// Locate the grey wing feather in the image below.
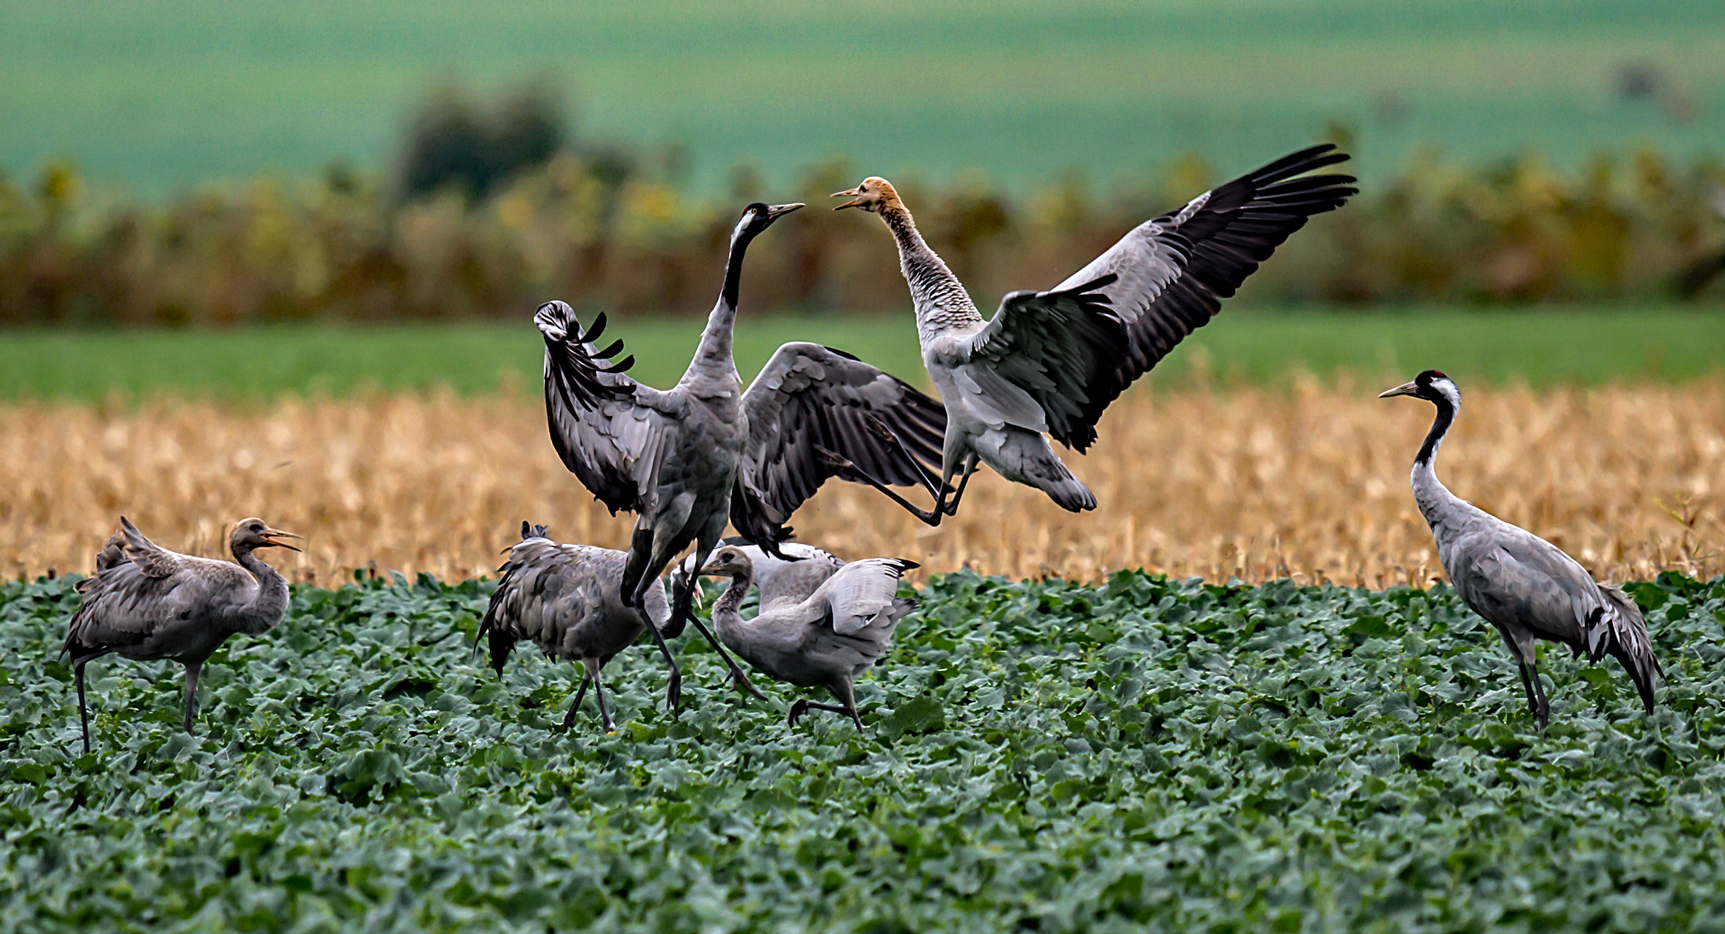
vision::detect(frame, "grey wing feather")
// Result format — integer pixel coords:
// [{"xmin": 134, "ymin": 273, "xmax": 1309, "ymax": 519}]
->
[
  {"xmin": 478, "ymin": 538, "xmax": 665, "ymax": 674},
  {"xmin": 1054, "ymin": 145, "xmax": 1355, "ymax": 426},
  {"xmin": 537, "ymin": 301, "xmax": 673, "ymax": 515},
  {"xmin": 1458, "ymin": 529, "xmax": 1601, "ymax": 648},
  {"xmin": 734, "ymin": 343, "xmax": 946, "ymax": 549},
  {"xmin": 64, "ymin": 560, "xmax": 226, "ymax": 658},
  {"xmin": 799, "ymin": 559, "xmax": 919, "ymax": 678},
  {"xmin": 954, "ymin": 277, "xmax": 1130, "ymax": 451}
]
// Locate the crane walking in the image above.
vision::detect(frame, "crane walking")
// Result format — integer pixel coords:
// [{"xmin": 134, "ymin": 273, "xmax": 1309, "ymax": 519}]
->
[
  {"xmin": 1381, "ymin": 370, "xmax": 1661, "ymax": 727},
  {"xmin": 832, "ymin": 145, "xmax": 1355, "ymax": 521},
  {"xmin": 477, "ymin": 522, "xmax": 670, "ymax": 732},
  {"xmin": 538, "ymin": 201, "xmax": 944, "ymax": 713},
  {"xmin": 62, "ymin": 517, "xmax": 301, "ymax": 752},
  {"xmin": 698, "ymin": 544, "xmax": 917, "ymax": 730}
]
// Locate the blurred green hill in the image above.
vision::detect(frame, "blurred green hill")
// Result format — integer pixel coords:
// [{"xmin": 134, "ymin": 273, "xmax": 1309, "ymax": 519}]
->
[{"xmin": 1, "ymin": 0, "xmax": 1721, "ymax": 195}]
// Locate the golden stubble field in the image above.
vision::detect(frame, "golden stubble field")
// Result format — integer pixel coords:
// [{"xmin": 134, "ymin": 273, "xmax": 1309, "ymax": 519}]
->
[{"xmin": 2, "ymin": 380, "xmax": 1721, "ymax": 588}]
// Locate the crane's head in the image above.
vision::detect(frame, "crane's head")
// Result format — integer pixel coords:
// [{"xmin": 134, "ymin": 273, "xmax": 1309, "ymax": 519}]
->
[
  {"xmin": 731, "ymin": 201, "xmax": 804, "ymax": 245},
  {"xmin": 832, "ymin": 177, "xmax": 900, "ymax": 213},
  {"xmin": 231, "ymin": 517, "xmax": 302, "ymax": 553},
  {"xmin": 1379, "ymin": 370, "xmax": 1460, "ymax": 409},
  {"xmin": 698, "ymin": 544, "xmax": 755, "ymax": 580}
]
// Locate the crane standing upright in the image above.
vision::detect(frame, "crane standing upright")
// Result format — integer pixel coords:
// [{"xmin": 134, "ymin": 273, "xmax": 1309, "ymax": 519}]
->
[
  {"xmin": 1381, "ymin": 370, "xmax": 1661, "ymax": 727},
  {"xmin": 63, "ymin": 517, "xmax": 302, "ymax": 752}
]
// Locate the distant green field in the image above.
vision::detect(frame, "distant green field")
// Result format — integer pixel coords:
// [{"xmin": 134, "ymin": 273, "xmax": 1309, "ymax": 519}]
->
[
  {"xmin": 1, "ymin": 0, "xmax": 1721, "ymax": 195},
  {"xmin": 2, "ymin": 306, "xmax": 1721, "ymax": 402}
]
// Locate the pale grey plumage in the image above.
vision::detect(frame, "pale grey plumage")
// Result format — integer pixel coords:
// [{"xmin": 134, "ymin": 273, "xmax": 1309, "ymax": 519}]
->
[
  {"xmin": 699, "ymin": 545, "xmax": 917, "ymax": 730},
  {"xmin": 477, "ymin": 522, "xmax": 671, "ymax": 731},
  {"xmin": 673, "ymin": 537, "xmax": 846, "ymax": 614},
  {"xmin": 1383, "ymin": 370, "xmax": 1661, "ymax": 728},
  {"xmin": 62, "ymin": 516, "xmax": 301, "ymax": 752},
  {"xmin": 538, "ymin": 203, "xmax": 944, "ymax": 714},
  {"xmin": 833, "ymin": 145, "xmax": 1355, "ymax": 521}
]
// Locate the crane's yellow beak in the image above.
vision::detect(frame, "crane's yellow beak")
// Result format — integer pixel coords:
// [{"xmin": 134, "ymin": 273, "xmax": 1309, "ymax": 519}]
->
[
  {"xmin": 831, "ymin": 186, "xmax": 864, "ymax": 210},
  {"xmin": 262, "ymin": 528, "xmax": 303, "ymax": 552},
  {"xmin": 1378, "ymin": 381, "xmax": 1420, "ymax": 399}
]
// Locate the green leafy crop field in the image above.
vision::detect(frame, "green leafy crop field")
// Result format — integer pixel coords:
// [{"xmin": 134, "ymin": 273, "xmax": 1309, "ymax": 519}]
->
[
  {"xmin": 2, "ymin": 0, "xmax": 1721, "ymax": 194},
  {"xmin": 3, "ymin": 306, "xmax": 1723, "ymax": 402},
  {"xmin": 3, "ymin": 570, "xmax": 1723, "ymax": 930}
]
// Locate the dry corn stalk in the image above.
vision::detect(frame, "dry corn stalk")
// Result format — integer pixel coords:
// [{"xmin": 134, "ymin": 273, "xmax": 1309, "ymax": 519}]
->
[{"xmin": 2, "ymin": 380, "xmax": 1719, "ymax": 588}]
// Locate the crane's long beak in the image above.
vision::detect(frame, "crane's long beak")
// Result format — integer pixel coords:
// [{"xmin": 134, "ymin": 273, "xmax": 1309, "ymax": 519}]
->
[
  {"xmin": 831, "ymin": 186, "xmax": 864, "ymax": 210},
  {"xmin": 262, "ymin": 527, "xmax": 303, "ymax": 552},
  {"xmin": 765, "ymin": 202, "xmax": 805, "ymax": 219},
  {"xmin": 1378, "ymin": 381, "xmax": 1420, "ymax": 399}
]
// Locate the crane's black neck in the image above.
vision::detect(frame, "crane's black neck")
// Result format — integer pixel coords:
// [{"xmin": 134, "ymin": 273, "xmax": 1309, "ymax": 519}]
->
[
  {"xmin": 719, "ymin": 226, "xmax": 759, "ymax": 312},
  {"xmin": 1416, "ymin": 394, "xmax": 1456, "ymax": 467}
]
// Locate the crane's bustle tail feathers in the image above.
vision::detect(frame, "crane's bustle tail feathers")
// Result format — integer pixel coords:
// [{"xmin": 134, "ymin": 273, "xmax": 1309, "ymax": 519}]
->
[
  {"xmin": 1041, "ymin": 467, "xmax": 1096, "ymax": 512},
  {"xmin": 1598, "ymin": 583, "xmax": 1661, "ymax": 713}
]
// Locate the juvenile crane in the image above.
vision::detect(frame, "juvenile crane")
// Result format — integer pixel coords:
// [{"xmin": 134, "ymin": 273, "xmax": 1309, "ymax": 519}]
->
[
  {"xmin": 62, "ymin": 517, "xmax": 301, "ymax": 752},
  {"xmin": 477, "ymin": 522, "xmax": 670, "ymax": 732},
  {"xmin": 538, "ymin": 202, "xmax": 944, "ymax": 712},
  {"xmin": 1381, "ymin": 370, "xmax": 1661, "ymax": 727},
  {"xmin": 832, "ymin": 145, "xmax": 1355, "ymax": 521},
  {"xmin": 672, "ymin": 537, "xmax": 846, "ymax": 613},
  {"xmin": 698, "ymin": 545, "xmax": 917, "ymax": 730}
]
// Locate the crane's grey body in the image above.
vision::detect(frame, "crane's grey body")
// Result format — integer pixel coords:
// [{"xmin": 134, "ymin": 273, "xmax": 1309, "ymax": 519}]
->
[
  {"xmin": 673, "ymin": 537, "xmax": 846, "ymax": 613},
  {"xmin": 477, "ymin": 523, "xmax": 671, "ymax": 731},
  {"xmin": 834, "ymin": 146, "xmax": 1355, "ymax": 521},
  {"xmin": 62, "ymin": 516, "xmax": 300, "ymax": 752},
  {"xmin": 700, "ymin": 546, "xmax": 917, "ymax": 729},
  {"xmin": 1384, "ymin": 371, "xmax": 1660, "ymax": 727},
  {"xmin": 538, "ymin": 202, "xmax": 944, "ymax": 712}
]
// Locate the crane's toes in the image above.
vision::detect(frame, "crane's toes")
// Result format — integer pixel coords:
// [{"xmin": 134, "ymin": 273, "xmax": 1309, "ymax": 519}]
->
[
  {"xmin": 787, "ymin": 699, "xmax": 810, "ymax": 727},
  {"xmin": 665, "ymin": 671, "xmax": 683, "ymax": 716},
  {"xmin": 731, "ymin": 667, "xmax": 769, "ymax": 702}
]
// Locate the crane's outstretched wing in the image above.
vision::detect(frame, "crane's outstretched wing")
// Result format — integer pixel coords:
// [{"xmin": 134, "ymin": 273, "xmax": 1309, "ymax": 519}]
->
[
  {"xmin": 949, "ymin": 275, "xmax": 1128, "ymax": 450},
  {"xmin": 1049, "ymin": 144, "xmax": 1357, "ymax": 441},
  {"xmin": 536, "ymin": 301, "xmax": 673, "ymax": 515},
  {"xmin": 733, "ymin": 343, "xmax": 946, "ymax": 550}
]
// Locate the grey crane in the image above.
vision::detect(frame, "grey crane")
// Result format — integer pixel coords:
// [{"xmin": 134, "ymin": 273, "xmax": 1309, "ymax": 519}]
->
[
  {"xmin": 537, "ymin": 201, "xmax": 945, "ymax": 712},
  {"xmin": 831, "ymin": 145, "xmax": 1355, "ymax": 522},
  {"xmin": 62, "ymin": 516, "xmax": 301, "ymax": 752},
  {"xmin": 1381, "ymin": 370, "xmax": 1661, "ymax": 727},
  {"xmin": 477, "ymin": 522, "xmax": 670, "ymax": 732},
  {"xmin": 671, "ymin": 536, "xmax": 846, "ymax": 614},
  {"xmin": 697, "ymin": 544, "xmax": 917, "ymax": 729}
]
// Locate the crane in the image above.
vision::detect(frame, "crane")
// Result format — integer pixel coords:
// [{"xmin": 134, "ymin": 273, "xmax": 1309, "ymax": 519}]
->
[
  {"xmin": 62, "ymin": 517, "xmax": 301, "ymax": 752},
  {"xmin": 1382, "ymin": 370, "xmax": 1661, "ymax": 727}
]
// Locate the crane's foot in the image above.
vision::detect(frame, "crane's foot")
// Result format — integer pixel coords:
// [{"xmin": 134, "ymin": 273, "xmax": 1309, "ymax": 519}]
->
[
  {"xmin": 787, "ymin": 699, "xmax": 810, "ymax": 727},
  {"xmin": 726, "ymin": 664, "xmax": 769, "ymax": 702},
  {"xmin": 665, "ymin": 667, "xmax": 682, "ymax": 716}
]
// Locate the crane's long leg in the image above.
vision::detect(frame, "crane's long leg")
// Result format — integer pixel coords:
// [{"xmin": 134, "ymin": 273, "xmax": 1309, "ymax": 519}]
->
[
  {"xmin": 1529, "ymin": 661, "xmax": 1551, "ymax": 729},
  {"xmin": 181, "ymin": 661, "xmax": 202, "ymax": 735},
  {"xmin": 813, "ymin": 446, "xmax": 948, "ymax": 526},
  {"xmin": 787, "ymin": 698, "xmax": 861, "ymax": 729},
  {"xmin": 941, "ymin": 455, "xmax": 981, "ymax": 516},
  {"xmin": 592, "ymin": 667, "xmax": 613, "ymax": 732},
  {"xmin": 564, "ymin": 671, "xmax": 593, "ymax": 730},
  {"xmin": 1516, "ymin": 662, "xmax": 1539, "ymax": 722},
  {"xmin": 74, "ymin": 658, "xmax": 92, "ymax": 754}
]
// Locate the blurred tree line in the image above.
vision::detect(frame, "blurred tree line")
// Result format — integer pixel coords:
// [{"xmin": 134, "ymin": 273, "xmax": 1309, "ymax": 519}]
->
[{"xmin": 2, "ymin": 82, "xmax": 1723, "ymax": 326}]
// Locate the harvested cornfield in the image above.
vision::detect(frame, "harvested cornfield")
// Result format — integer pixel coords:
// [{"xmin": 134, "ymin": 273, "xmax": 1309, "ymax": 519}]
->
[{"xmin": 2, "ymin": 380, "xmax": 1720, "ymax": 587}]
